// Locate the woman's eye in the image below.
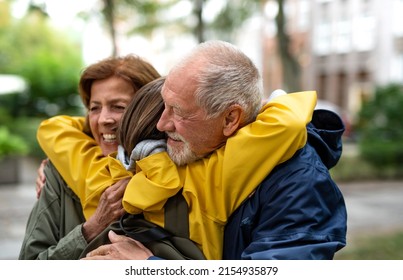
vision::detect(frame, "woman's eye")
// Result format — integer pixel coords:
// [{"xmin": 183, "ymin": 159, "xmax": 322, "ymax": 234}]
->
[{"xmin": 112, "ymin": 105, "xmax": 126, "ymax": 111}]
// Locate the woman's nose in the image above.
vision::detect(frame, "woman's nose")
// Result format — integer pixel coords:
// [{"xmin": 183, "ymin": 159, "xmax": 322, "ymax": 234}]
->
[{"xmin": 99, "ymin": 109, "xmax": 115, "ymax": 124}]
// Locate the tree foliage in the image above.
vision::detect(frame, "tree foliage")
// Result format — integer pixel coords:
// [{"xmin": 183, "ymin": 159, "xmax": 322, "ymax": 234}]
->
[
  {"xmin": 0, "ymin": 7, "xmax": 84, "ymax": 117},
  {"xmin": 0, "ymin": 2, "xmax": 84, "ymax": 157},
  {"xmin": 207, "ymin": 0, "xmax": 261, "ymax": 42},
  {"xmin": 357, "ymin": 84, "xmax": 403, "ymax": 167},
  {"xmin": 0, "ymin": 126, "xmax": 29, "ymax": 159},
  {"xmin": 92, "ymin": 0, "xmax": 263, "ymax": 53}
]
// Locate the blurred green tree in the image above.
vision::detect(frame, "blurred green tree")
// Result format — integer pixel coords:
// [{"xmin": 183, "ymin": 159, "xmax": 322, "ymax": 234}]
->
[
  {"xmin": 0, "ymin": 1, "xmax": 83, "ymax": 158},
  {"xmin": 94, "ymin": 0, "xmax": 299, "ymax": 91},
  {"xmin": 0, "ymin": 126, "xmax": 29, "ymax": 159},
  {"xmin": 357, "ymin": 84, "xmax": 403, "ymax": 167},
  {"xmin": 0, "ymin": 3, "xmax": 84, "ymax": 118},
  {"xmin": 80, "ymin": 0, "xmax": 262, "ymax": 53}
]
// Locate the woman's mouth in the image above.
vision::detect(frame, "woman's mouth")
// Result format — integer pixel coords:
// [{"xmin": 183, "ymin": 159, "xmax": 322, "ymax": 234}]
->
[{"xmin": 103, "ymin": 133, "xmax": 117, "ymax": 143}]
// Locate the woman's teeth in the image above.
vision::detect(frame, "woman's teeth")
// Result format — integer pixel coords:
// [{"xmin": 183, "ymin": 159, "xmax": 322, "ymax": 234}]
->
[{"xmin": 103, "ymin": 134, "xmax": 116, "ymax": 142}]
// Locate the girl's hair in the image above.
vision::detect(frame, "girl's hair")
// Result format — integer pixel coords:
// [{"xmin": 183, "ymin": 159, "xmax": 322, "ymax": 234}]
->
[
  {"xmin": 78, "ymin": 54, "xmax": 161, "ymax": 135},
  {"xmin": 118, "ymin": 77, "xmax": 166, "ymax": 154}
]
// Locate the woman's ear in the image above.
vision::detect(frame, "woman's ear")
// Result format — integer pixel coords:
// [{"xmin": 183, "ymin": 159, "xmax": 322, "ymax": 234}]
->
[{"xmin": 223, "ymin": 104, "xmax": 243, "ymax": 137}]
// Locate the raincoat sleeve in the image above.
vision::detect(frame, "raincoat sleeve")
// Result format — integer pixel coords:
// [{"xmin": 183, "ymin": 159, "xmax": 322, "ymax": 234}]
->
[
  {"xmin": 213, "ymin": 91, "xmax": 317, "ymax": 220},
  {"xmin": 36, "ymin": 115, "xmax": 132, "ymax": 219}
]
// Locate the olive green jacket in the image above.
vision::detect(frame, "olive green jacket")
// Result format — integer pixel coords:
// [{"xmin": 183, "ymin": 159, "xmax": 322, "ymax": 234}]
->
[{"xmin": 19, "ymin": 161, "xmax": 87, "ymax": 259}]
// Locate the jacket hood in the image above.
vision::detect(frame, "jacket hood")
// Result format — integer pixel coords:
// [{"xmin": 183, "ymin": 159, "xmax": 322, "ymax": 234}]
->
[{"xmin": 307, "ymin": 109, "xmax": 345, "ymax": 169}]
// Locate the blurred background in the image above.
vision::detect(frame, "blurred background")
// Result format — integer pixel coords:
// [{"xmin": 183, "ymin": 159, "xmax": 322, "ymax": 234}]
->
[{"xmin": 0, "ymin": 0, "xmax": 402, "ymax": 259}]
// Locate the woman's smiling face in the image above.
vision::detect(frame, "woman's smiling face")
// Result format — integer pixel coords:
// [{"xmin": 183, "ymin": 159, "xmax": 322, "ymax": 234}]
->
[{"xmin": 88, "ymin": 76, "xmax": 135, "ymax": 156}]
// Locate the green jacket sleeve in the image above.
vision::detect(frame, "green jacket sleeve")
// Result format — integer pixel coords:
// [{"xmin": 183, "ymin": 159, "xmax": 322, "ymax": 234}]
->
[{"xmin": 18, "ymin": 161, "xmax": 87, "ymax": 260}]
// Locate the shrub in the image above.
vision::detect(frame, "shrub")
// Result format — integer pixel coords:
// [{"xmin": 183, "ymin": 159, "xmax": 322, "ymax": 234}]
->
[
  {"xmin": 0, "ymin": 126, "xmax": 29, "ymax": 159},
  {"xmin": 356, "ymin": 84, "xmax": 403, "ymax": 167}
]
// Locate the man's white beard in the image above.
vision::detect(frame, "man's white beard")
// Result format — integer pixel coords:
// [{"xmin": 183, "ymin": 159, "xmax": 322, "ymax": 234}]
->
[{"xmin": 167, "ymin": 143, "xmax": 200, "ymax": 166}]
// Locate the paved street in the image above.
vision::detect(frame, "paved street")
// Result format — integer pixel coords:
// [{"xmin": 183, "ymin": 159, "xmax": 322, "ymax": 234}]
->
[
  {"xmin": 0, "ymin": 157, "xmax": 40, "ymax": 260},
  {"xmin": 338, "ymin": 180, "xmax": 403, "ymax": 238},
  {"xmin": 0, "ymin": 157, "xmax": 403, "ymax": 260}
]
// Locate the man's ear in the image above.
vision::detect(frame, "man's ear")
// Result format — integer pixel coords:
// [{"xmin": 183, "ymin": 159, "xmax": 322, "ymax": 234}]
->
[{"xmin": 223, "ymin": 104, "xmax": 243, "ymax": 137}]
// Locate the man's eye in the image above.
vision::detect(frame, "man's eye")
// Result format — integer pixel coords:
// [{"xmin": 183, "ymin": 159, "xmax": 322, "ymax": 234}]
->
[
  {"xmin": 173, "ymin": 108, "xmax": 184, "ymax": 117},
  {"xmin": 173, "ymin": 112, "xmax": 186, "ymax": 121}
]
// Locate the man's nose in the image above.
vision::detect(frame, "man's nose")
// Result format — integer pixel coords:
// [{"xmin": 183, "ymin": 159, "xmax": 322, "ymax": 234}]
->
[{"xmin": 157, "ymin": 109, "xmax": 172, "ymax": 132}]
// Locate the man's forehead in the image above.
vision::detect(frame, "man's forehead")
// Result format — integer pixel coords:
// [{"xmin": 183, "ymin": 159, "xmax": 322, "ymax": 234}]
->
[
  {"xmin": 162, "ymin": 75, "xmax": 173, "ymax": 91},
  {"xmin": 161, "ymin": 77, "xmax": 175, "ymax": 98},
  {"xmin": 163, "ymin": 71, "xmax": 196, "ymax": 98}
]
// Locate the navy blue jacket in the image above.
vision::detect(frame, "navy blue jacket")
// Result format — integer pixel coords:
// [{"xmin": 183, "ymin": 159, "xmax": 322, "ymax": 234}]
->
[{"xmin": 223, "ymin": 109, "xmax": 347, "ymax": 259}]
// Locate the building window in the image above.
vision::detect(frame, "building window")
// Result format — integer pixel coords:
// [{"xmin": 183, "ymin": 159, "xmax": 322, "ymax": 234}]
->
[
  {"xmin": 317, "ymin": 72, "xmax": 327, "ymax": 99},
  {"xmin": 391, "ymin": 51, "xmax": 403, "ymax": 83},
  {"xmin": 392, "ymin": 0, "xmax": 403, "ymax": 36},
  {"xmin": 335, "ymin": 0, "xmax": 351, "ymax": 53},
  {"xmin": 337, "ymin": 71, "xmax": 347, "ymax": 107},
  {"xmin": 353, "ymin": 0, "xmax": 375, "ymax": 51},
  {"xmin": 297, "ymin": 0, "xmax": 310, "ymax": 31},
  {"xmin": 314, "ymin": 2, "xmax": 332, "ymax": 55}
]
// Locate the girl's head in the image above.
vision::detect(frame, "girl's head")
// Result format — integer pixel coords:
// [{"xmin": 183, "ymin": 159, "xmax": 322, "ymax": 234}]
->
[
  {"xmin": 118, "ymin": 76, "xmax": 166, "ymax": 155},
  {"xmin": 78, "ymin": 55, "xmax": 161, "ymax": 156}
]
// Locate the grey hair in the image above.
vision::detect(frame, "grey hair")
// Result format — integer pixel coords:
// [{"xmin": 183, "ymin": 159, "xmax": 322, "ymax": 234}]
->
[{"xmin": 174, "ymin": 40, "xmax": 263, "ymax": 125}]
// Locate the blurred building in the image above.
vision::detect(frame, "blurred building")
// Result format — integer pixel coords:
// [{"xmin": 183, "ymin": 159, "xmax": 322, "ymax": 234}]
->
[{"xmin": 262, "ymin": 0, "xmax": 403, "ymax": 123}]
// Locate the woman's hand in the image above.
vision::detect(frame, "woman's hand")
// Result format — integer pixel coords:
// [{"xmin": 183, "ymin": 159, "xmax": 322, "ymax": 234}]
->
[
  {"xmin": 35, "ymin": 159, "xmax": 48, "ymax": 198},
  {"xmin": 82, "ymin": 178, "xmax": 129, "ymax": 242}
]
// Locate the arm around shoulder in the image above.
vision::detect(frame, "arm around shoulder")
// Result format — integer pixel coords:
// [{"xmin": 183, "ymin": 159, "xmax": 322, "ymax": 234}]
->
[{"xmin": 37, "ymin": 115, "xmax": 105, "ymax": 201}]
